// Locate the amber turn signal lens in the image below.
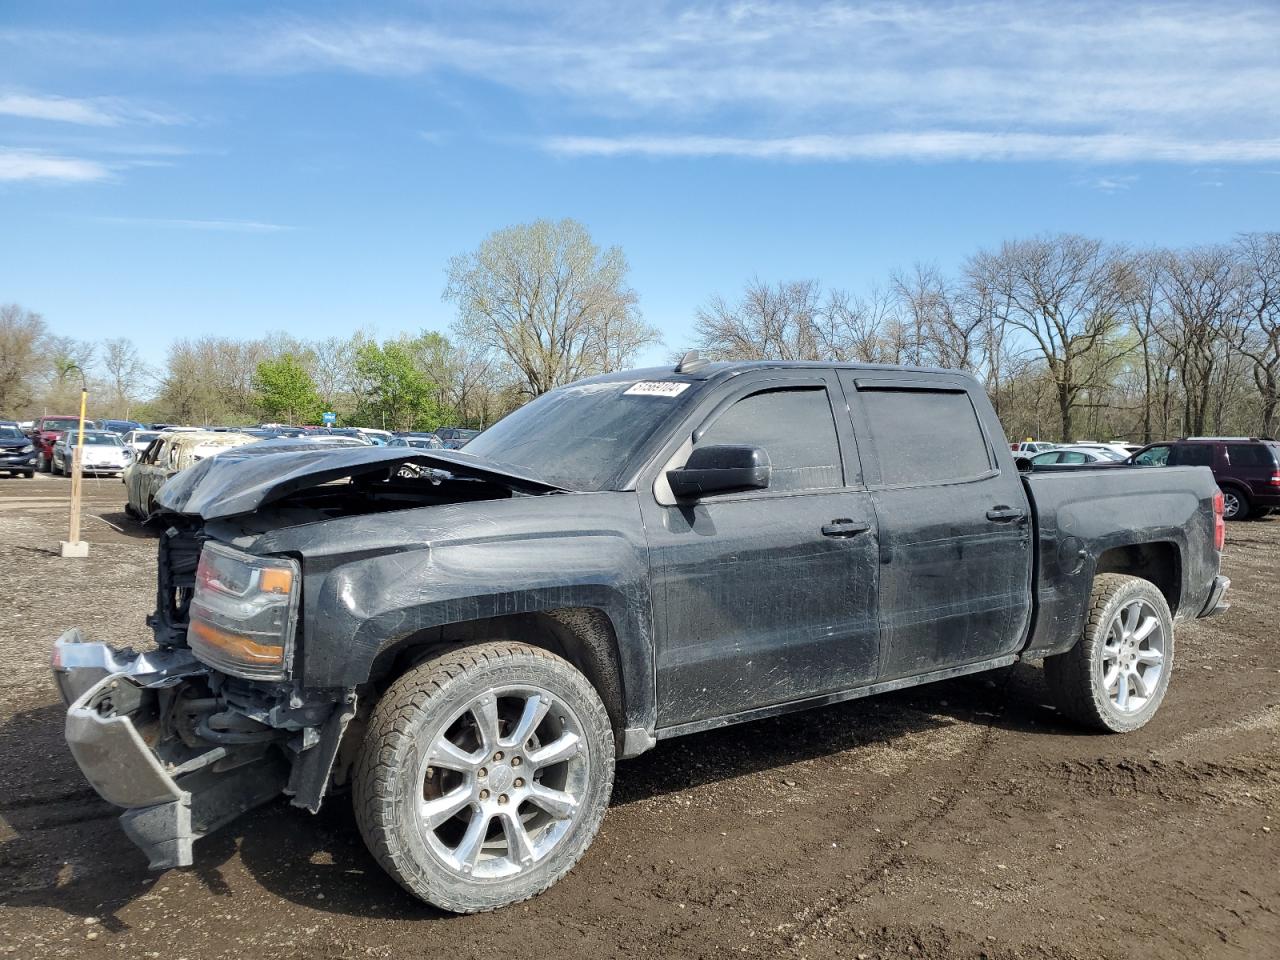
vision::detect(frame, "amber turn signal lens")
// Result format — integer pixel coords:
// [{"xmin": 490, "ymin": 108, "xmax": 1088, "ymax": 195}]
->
[
  {"xmin": 190, "ymin": 620, "xmax": 284, "ymax": 666},
  {"xmin": 258, "ymin": 567, "xmax": 294, "ymax": 594}
]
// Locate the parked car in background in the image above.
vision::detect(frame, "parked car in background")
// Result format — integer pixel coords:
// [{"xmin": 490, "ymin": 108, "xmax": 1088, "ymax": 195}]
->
[
  {"xmin": 306, "ymin": 427, "xmax": 374, "ymax": 444},
  {"xmin": 1011, "ymin": 441, "xmax": 1057, "ymax": 454},
  {"xmin": 435, "ymin": 426, "xmax": 481, "ymax": 448},
  {"xmin": 353, "ymin": 427, "xmax": 393, "ymax": 445},
  {"xmin": 100, "ymin": 419, "xmax": 144, "ymax": 435},
  {"xmin": 388, "ymin": 432, "xmax": 444, "ymax": 449},
  {"xmin": 52, "ymin": 430, "xmax": 132, "ymax": 477},
  {"xmin": 1030, "ymin": 445, "xmax": 1127, "ymax": 466},
  {"xmin": 31, "ymin": 415, "xmax": 84, "ymax": 472},
  {"xmin": 0, "ymin": 424, "xmax": 35, "ymax": 477},
  {"xmin": 1129, "ymin": 437, "xmax": 1280, "ymax": 520},
  {"xmin": 125, "ymin": 430, "xmax": 258, "ymax": 520},
  {"xmin": 1070, "ymin": 441, "xmax": 1134, "ymax": 459},
  {"xmin": 121, "ymin": 429, "xmax": 162, "ymax": 456}
]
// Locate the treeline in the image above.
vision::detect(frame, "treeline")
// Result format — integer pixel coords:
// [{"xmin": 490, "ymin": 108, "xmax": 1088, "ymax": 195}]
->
[
  {"xmin": 0, "ymin": 218, "xmax": 660, "ymax": 429},
  {"xmin": 3, "ymin": 225, "xmax": 1277, "ymax": 442},
  {"xmin": 695, "ymin": 232, "xmax": 1280, "ymax": 442}
]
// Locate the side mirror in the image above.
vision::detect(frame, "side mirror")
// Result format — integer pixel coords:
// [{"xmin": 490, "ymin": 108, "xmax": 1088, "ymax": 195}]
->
[
  {"xmin": 1014, "ymin": 456, "xmax": 1033, "ymax": 472},
  {"xmin": 667, "ymin": 444, "xmax": 771, "ymax": 500}
]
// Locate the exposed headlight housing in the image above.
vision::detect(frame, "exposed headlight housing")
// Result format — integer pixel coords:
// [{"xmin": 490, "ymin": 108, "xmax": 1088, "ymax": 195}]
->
[
  {"xmin": 187, "ymin": 543, "xmax": 300, "ymax": 680},
  {"xmin": 21, "ymin": 444, "xmax": 33, "ymax": 453}
]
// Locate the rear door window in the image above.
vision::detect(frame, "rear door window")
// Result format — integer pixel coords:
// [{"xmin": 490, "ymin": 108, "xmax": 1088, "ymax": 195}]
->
[
  {"xmin": 1175, "ymin": 444, "xmax": 1215, "ymax": 467},
  {"xmin": 696, "ymin": 386, "xmax": 843, "ymax": 493},
  {"xmin": 1057, "ymin": 451, "xmax": 1088, "ymax": 464},
  {"xmin": 857, "ymin": 388, "xmax": 992, "ymax": 485}
]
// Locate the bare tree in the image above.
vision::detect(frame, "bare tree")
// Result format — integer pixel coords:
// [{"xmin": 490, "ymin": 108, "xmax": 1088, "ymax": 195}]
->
[
  {"xmin": 445, "ymin": 218, "xmax": 659, "ymax": 397},
  {"xmin": 1234, "ymin": 232, "xmax": 1280, "ymax": 437},
  {"xmin": 1156, "ymin": 245, "xmax": 1242, "ymax": 436},
  {"xmin": 967, "ymin": 235, "xmax": 1135, "ymax": 441},
  {"xmin": 100, "ymin": 338, "xmax": 150, "ymax": 417},
  {"xmin": 695, "ymin": 278, "xmax": 823, "ymax": 360},
  {"xmin": 0, "ymin": 303, "xmax": 49, "ymax": 414}
]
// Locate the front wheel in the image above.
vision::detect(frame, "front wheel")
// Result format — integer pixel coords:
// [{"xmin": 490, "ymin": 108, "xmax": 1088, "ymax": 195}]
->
[
  {"xmin": 354, "ymin": 642, "xmax": 615, "ymax": 913},
  {"xmin": 1045, "ymin": 574, "xmax": 1174, "ymax": 733}
]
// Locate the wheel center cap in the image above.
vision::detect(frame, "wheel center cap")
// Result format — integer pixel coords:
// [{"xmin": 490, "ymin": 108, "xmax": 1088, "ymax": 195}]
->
[{"xmin": 489, "ymin": 764, "xmax": 515, "ymax": 794}]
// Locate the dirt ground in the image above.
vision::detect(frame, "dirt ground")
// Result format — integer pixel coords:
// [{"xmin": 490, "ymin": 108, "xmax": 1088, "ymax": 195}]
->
[{"xmin": 0, "ymin": 472, "xmax": 1277, "ymax": 960}]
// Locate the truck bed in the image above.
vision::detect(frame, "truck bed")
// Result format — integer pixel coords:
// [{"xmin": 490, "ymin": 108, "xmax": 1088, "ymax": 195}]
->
[{"xmin": 1020, "ymin": 463, "xmax": 1221, "ymax": 658}]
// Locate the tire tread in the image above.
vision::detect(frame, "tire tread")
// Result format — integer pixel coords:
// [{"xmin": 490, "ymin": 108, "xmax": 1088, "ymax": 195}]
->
[{"xmin": 353, "ymin": 641, "xmax": 614, "ymax": 913}]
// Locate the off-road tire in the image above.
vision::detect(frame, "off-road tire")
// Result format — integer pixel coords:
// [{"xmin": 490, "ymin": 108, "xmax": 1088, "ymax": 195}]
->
[
  {"xmin": 354, "ymin": 642, "xmax": 615, "ymax": 913},
  {"xmin": 1044, "ymin": 574, "xmax": 1174, "ymax": 733}
]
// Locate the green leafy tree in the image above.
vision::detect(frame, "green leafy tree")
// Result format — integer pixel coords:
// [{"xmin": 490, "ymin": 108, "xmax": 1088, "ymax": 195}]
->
[
  {"xmin": 254, "ymin": 354, "xmax": 323, "ymax": 424},
  {"xmin": 353, "ymin": 341, "xmax": 446, "ymax": 430}
]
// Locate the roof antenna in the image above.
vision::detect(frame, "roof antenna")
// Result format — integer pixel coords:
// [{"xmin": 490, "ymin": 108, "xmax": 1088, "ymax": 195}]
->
[{"xmin": 675, "ymin": 349, "xmax": 708, "ymax": 374}]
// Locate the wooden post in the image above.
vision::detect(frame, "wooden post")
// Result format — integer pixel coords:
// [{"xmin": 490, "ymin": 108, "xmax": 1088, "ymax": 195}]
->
[{"xmin": 62, "ymin": 388, "xmax": 89, "ymax": 557}]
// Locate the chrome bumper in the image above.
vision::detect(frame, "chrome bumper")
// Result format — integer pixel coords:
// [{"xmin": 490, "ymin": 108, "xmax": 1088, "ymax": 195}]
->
[{"xmin": 53, "ymin": 631, "xmax": 287, "ymax": 870}]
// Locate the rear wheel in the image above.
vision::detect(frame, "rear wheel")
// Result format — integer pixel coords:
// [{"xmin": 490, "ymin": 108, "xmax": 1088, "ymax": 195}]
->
[
  {"xmin": 1045, "ymin": 574, "xmax": 1173, "ymax": 732},
  {"xmin": 1221, "ymin": 487, "xmax": 1249, "ymax": 521},
  {"xmin": 36, "ymin": 452, "xmax": 48, "ymax": 472},
  {"xmin": 354, "ymin": 642, "xmax": 615, "ymax": 913}
]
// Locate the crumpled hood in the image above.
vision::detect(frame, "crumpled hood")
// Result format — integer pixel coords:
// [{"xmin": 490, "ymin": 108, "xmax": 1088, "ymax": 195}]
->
[{"xmin": 156, "ymin": 446, "xmax": 567, "ymax": 520}]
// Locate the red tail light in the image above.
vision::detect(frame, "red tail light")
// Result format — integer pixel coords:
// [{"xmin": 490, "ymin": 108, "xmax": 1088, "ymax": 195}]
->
[
  {"xmin": 1212, "ymin": 490, "xmax": 1225, "ymax": 551},
  {"xmin": 1269, "ymin": 472, "xmax": 1280, "ymax": 487}
]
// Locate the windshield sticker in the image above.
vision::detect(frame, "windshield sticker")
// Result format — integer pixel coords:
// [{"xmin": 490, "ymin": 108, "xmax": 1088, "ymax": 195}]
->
[{"xmin": 624, "ymin": 381, "xmax": 691, "ymax": 398}]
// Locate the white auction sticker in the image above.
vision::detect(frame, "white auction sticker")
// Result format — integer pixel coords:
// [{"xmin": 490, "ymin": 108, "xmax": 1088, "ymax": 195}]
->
[{"xmin": 624, "ymin": 381, "xmax": 691, "ymax": 398}]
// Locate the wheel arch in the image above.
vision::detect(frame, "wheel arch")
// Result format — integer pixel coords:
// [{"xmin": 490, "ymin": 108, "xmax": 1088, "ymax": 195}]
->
[
  {"xmin": 1094, "ymin": 541, "xmax": 1182, "ymax": 615},
  {"xmin": 365, "ymin": 607, "xmax": 636, "ymax": 751}
]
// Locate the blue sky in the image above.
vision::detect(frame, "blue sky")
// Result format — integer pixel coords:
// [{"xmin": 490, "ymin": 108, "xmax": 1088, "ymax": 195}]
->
[{"xmin": 2, "ymin": 0, "xmax": 1279, "ymax": 370}]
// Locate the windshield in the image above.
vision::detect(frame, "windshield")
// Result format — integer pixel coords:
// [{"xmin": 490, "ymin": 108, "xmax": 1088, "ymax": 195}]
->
[
  {"xmin": 0, "ymin": 426, "xmax": 24, "ymax": 440},
  {"xmin": 463, "ymin": 377, "xmax": 702, "ymax": 490},
  {"xmin": 42, "ymin": 418, "xmax": 80, "ymax": 432},
  {"xmin": 66, "ymin": 432, "xmax": 124, "ymax": 445}
]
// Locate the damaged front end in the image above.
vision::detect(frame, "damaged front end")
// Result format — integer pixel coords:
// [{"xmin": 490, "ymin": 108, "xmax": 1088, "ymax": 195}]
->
[
  {"xmin": 52, "ymin": 447, "xmax": 558, "ymax": 871},
  {"xmin": 52, "ymin": 528, "xmax": 353, "ymax": 871},
  {"xmin": 56, "ymin": 635, "xmax": 290, "ymax": 869}
]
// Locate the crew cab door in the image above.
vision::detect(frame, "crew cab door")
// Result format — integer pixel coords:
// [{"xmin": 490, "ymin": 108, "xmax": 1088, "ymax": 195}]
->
[
  {"xmin": 642, "ymin": 371, "xmax": 880, "ymax": 728},
  {"xmin": 838, "ymin": 373, "xmax": 1032, "ymax": 680}
]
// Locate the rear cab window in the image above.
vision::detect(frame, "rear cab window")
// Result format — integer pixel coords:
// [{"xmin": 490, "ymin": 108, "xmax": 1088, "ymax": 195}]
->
[{"xmin": 854, "ymin": 385, "xmax": 993, "ymax": 486}]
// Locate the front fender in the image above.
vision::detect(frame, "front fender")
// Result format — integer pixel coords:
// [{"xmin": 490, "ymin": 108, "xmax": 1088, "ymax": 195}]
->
[{"xmin": 266, "ymin": 493, "xmax": 655, "ymax": 732}]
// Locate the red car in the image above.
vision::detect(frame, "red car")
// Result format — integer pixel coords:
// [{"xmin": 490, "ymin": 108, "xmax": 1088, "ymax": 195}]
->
[{"xmin": 31, "ymin": 415, "xmax": 84, "ymax": 473}]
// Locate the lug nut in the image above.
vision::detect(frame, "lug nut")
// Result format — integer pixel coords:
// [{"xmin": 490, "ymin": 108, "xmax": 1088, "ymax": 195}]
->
[
  {"xmin": 514, "ymin": 778, "xmax": 524, "ymax": 788},
  {"xmin": 479, "ymin": 789, "xmax": 490, "ymax": 800},
  {"xmin": 498, "ymin": 794, "xmax": 508, "ymax": 805},
  {"xmin": 478, "ymin": 767, "xmax": 488, "ymax": 778},
  {"xmin": 511, "ymin": 756, "xmax": 522, "ymax": 767},
  {"xmin": 494, "ymin": 751, "xmax": 504, "ymax": 761}
]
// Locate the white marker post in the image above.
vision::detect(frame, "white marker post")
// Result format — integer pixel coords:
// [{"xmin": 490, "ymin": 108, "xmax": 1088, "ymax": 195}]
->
[{"xmin": 61, "ymin": 383, "xmax": 89, "ymax": 558}]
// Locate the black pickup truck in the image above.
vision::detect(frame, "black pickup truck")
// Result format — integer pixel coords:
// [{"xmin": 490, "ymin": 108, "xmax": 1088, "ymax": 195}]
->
[{"xmin": 52, "ymin": 359, "xmax": 1229, "ymax": 913}]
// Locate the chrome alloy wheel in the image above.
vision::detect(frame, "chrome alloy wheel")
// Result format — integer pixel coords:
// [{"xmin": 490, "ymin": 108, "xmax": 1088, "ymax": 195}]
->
[
  {"xmin": 1221, "ymin": 489, "xmax": 1243, "ymax": 520},
  {"xmin": 1099, "ymin": 599, "xmax": 1166, "ymax": 713},
  {"xmin": 415, "ymin": 686, "xmax": 589, "ymax": 880}
]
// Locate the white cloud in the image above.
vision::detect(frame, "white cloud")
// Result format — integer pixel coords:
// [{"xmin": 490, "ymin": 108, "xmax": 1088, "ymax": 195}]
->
[
  {"xmin": 0, "ymin": 91, "xmax": 183, "ymax": 126},
  {"xmin": 92, "ymin": 216, "xmax": 294, "ymax": 233},
  {"xmin": 0, "ymin": 149, "xmax": 110, "ymax": 182},
  {"xmin": 4, "ymin": 2, "xmax": 1279, "ymax": 165},
  {"xmin": 544, "ymin": 132, "xmax": 1280, "ymax": 165}
]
